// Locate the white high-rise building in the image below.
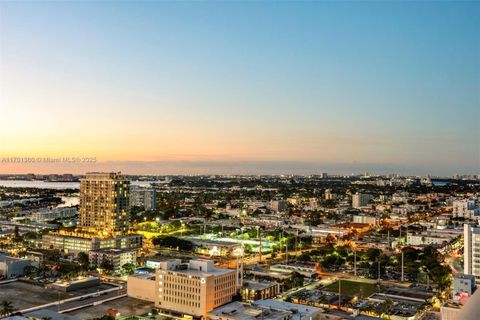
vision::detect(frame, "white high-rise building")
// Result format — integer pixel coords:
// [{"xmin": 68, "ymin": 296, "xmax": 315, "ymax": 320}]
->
[
  {"xmin": 454, "ymin": 200, "xmax": 479, "ymax": 219},
  {"xmin": 130, "ymin": 186, "xmax": 157, "ymax": 210},
  {"xmin": 352, "ymin": 193, "xmax": 373, "ymax": 208},
  {"xmin": 464, "ymin": 224, "xmax": 480, "ymax": 276}
]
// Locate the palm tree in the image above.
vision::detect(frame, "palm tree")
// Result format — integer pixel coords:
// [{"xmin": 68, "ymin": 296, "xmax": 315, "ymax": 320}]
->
[{"xmin": 0, "ymin": 300, "xmax": 16, "ymax": 317}]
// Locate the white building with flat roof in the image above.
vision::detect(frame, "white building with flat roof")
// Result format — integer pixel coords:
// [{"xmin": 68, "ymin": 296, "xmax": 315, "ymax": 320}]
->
[
  {"xmin": 464, "ymin": 224, "xmax": 480, "ymax": 277},
  {"xmin": 352, "ymin": 193, "xmax": 373, "ymax": 208},
  {"xmin": 454, "ymin": 200, "xmax": 479, "ymax": 219}
]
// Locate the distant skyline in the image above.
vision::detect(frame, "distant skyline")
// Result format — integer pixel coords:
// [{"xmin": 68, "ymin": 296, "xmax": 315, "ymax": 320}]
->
[{"xmin": 1, "ymin": 1, "xmax": 479, "ymax": 175}]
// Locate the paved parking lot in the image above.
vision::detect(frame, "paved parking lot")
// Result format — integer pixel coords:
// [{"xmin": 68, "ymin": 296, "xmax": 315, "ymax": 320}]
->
[
  {"xmin": 0, "ymin": 281, "xmax": 118, "ymax": 311},
  {"xmin": 0, "ymin": 281, "xmax": 70, "ymax": 311},
  {"xmin": 67, "ymin": 297, "xmax": 154, "ymax": 319}
]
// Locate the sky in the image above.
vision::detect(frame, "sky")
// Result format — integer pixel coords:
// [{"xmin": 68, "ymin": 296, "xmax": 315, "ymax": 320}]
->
[{"xmin": 0, "ymin": 1, "xmax": 479, "ymax": 175}]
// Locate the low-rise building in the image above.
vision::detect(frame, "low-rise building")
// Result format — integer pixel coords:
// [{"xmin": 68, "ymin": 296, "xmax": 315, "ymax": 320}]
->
[
  {"xmin": 353, "ymin": 215, "xmax": 378, "ymax": 226},
  {"xmin": 42, "ymin": 232, "xmax": 142, "ymax": 255},
  {"xmin": 30, "ymin": 207, "xmax": 77, "ymax": 223},
  {"xmin": 253, "ymin": 299, "xmax": 324, "ymax": 320},
  {"xmin": 187, "ymin": 238, "xmax": 241, "ymax": 257},
  {"xmin": 89, "ymin": 248, "xmax": 136, "ymax": 272},
  {"xmin": 454, "ymin": 274, "xmax": 476, "ymax": 297},
  {"xmin": 269, "ymin": 264, "xmax": 317, "ymax": 278},
  {"xmin": 0, "ymin": 254, "xmax": 32, "ymax": 279},
  {"xmin": 209, "ymin": 301, "xmax": 290, "ymax": 320},
  {"xmin": 52, "ymin": 276, "xmax": 100, "ymax": 292},
  {"xmin": 241, "ymin": 280, "xmax": 280, "ymax": 302}
]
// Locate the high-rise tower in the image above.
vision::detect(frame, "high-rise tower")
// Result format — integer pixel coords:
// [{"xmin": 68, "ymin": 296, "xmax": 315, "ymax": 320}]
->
[{"xmin": 79, "ymin": 172, "xmax": 130, "ymax": 235}]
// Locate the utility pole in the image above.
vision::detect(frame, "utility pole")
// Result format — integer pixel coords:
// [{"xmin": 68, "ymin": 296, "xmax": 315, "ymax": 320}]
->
[
  {"xmin": 338, "ymin": 278, "xmax": 342, "ymax": 309},
  {"xmin": 387, "ymin": 230, "xmax": 390, "ymax": 249},
  {"xmin": 377, "ymin": 260, "xmax": 381, "ymax": 281},
  {"xmin": 258, "ymin": 226, "xmax": 262, "ymax": 264},
  {"xmin": 295, "ymin": 230, "xmax": 298, "ymax": 258},
  {"xmin": 285, "ymin": 243, "xmax": 288, "ymax": 265},
  {"xmin": 237, "ymin": 238, "xmax": 244, "ymax": 289},
  {"xmin": 401, "ymin": 250, "xmax": 404, "ymax": 282},
  {"xmin": 354, "ymin": 250, "xmax": 357, "ymax": 277}
]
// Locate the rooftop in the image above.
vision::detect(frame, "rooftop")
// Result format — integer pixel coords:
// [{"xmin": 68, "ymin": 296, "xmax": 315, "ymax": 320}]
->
[
  {"xmin": 253, "ymin": 299, "xmax": 323, "ymax": 318},
  {"xmin": 244, "ymin": 280, "xmax": 279, "ymax": 291},
  {"xmin": 210, "ymin": 301, "xmax": 289, "ymax": 320}
]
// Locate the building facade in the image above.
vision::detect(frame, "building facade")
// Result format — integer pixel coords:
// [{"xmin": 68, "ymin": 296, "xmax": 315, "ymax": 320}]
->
[
  {"xmin": 130, "ymin": 186, "xmax": 157, "ymax": 210},
  {"xmin": 454, "ymin": 200, "xmax": 480, "ymax": 219},
  {"xmin": 79, "ymin": 172, "xmax": 130, "ymax": 234},
  {"xmin": 89, "ymin": 248, "xmax": 136, "ymax": 272},
  {"xmin": 241, "ymin": 280, "xmax": 280, "ymax": 302},
  {"xmin": 352, "ymin": 193, "xmax": 373, "ymax": 208},
  {"xmin": 464, "ymin": 224, "xmax": 480, "ymax": 277},
  {"xmin": 155, "ymin": 259, "xmax": 237, "ymax": 319},
  {"xmin": 42, "ymin": 233, "xmax": 142, "ymax": 255},
  {"xmin": 0, "ymin": 254, "xmax": 32, "ymax": 278}
]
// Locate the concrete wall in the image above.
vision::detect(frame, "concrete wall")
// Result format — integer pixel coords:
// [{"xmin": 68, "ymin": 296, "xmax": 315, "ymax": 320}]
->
[{"xmin": 127, "ymin": 275, "xmax": 156, "ymax": 302}]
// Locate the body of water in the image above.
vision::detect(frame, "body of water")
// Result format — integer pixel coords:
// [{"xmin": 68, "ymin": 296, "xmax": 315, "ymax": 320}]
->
[{"xmin": 0, "ymin": 180, "xmax": 158, "ymax": 190}]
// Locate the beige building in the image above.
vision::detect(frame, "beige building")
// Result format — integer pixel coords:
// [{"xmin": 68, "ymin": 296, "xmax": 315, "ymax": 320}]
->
[
  {"xmin": 127, "ymin": 274, "xmax": 157, "ymax": 302},
  {"xmin": 155, "ymin": 259, "xmax": 237, "ymax": 319},
  {"xmin": 440, "ymin": 301, "xmax": 463, "ymax": 320},
  {"xmin": 79, "ymin": 172, "xmax": 130, "ymax": 235}
]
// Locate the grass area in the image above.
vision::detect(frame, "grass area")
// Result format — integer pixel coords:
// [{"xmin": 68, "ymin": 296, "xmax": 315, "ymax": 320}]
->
[{"xmin": 322, "ymin": 280, "xmax": 379, "ymax": 298}]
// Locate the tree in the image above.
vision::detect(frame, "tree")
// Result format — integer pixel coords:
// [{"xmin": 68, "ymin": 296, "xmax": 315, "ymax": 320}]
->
[
  {"xmin": 59, "ymin": 262, "xmax": 82, "ymax": 278},
  {"xmin": 152, "ymin": 236, "xmax": 193, "ymax": 251},
  {"xmin": 0, "ymin": 300, "xmax": 16, "ymax": 317},
  {"xmin": 77, "ymin": 252, "xmax": 90, "ymax": 271},
  {"xmin": 283, "ymin": 271, "xmax": 304, "ymax": 289},
  {"xmin": 374, "ymin": 299, "xmax": 393, "ymax": 317},
  {"xmin": 100, "ymin": 260, "xmax": 114, "ymax": 274},
  {"xmin": 122, "ymin": 263, "xmax": 136, "ymax": 275},
  {"xmin": 325, "ymin": 234, "xmax": 336, "ymax": 244},
  {"xmin": 24, "ymin": 265, "xmax": 38, "ymax": 277}
]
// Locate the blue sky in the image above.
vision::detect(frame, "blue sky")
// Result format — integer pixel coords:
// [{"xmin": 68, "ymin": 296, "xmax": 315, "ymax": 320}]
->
[{"xmin": 0, "ymin": 1, "xmax": 479, "ymax": 175}]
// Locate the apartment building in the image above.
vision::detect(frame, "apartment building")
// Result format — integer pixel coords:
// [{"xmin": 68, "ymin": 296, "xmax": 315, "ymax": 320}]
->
[
  {"xmin": 42, "ymin": 232, "xmax": 142, "ymax": 255},
  {"xmin": 454, "ymin": 200, "xmax": 480, "ymax": 219},
  {"xmin": 352, "ymin": 193, "xmax": 373, "ymax": 208},
  {"xmin": 130, "ymin": 186, "xmax": 157, "ymax": 210},
  {"xmin": 464, "ymin": 224, "xmax": 480, "ymax": 277},
  {"xmin": 89, "ymin": 248, "xmax": 136, "ymax": 272},
  {"xmin": 79, "ymin": 172, "xmax": 130, "ymax": 234}
]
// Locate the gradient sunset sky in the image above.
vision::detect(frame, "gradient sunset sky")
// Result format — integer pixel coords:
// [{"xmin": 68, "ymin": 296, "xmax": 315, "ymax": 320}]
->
[{"xmin": 0, "ymin": 1, "xmax": 479, "ymax": 175}]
